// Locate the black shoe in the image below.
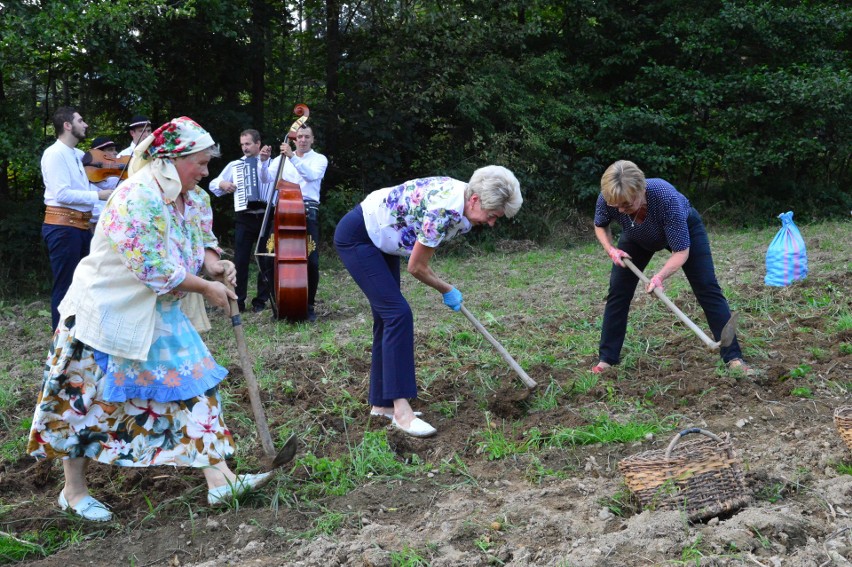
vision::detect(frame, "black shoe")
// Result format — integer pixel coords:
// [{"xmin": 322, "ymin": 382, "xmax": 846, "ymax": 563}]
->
[
  {"xmin": 251, "ymin": 303, "xmax": 266, "ymax": 314},
  {"xmin": 237, "ymin": 302, "xmax": 246, "ymax": 313},
  {"xmin": 307, "ymin": 305, "xmax": 317, "ymax": 322}
]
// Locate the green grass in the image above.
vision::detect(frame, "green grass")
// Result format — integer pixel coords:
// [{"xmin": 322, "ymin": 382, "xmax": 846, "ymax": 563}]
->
[
  {"xmin": 0, "ymin": 531, "xmax": 46, "ymax": 563},
  {"xmin": 526, "ymin": 379, "xmax": 563, "ymax": 412},
  {"xmin": 599, "ymin": 487, "xmax": 639, "ymax": 517},
  {"xmin": 0, "ymin": 526, "xmax": 86, "ymax": 564},
  {"xmin": 390, "ymin": 544, "xmax": 431, "ymax": 567},
  {"xmin": 476, "ymin": 412, "xmax": 678, "ymax": 460},
  {"xmin": 755, "ymin": 482, "xmax": 786, "ymax": 503},
  {"xmin": 836, "ymin": 311, "xmax": 852, "ymax": 333},
  {"xmin": 571, "ymin": 372, "xmax": 599, "ymax": 395},
  {"xmin": 295, "ymin": 508, "xmax": 348, "ymax": 539},
  {"xmin": 680, "ymin": 535, "xmax": 705, "ymax": 566},
  {"xmin": 834, "ymin": 462, "xmax": 852, "ymax": 476},
  {"xmin": 289, "ymin": 430, "xmax": 424, "ymax": 498}
]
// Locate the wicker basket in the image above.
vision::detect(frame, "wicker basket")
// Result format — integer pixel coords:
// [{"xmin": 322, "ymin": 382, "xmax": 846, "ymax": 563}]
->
[
  {"xmin": 834, "ymin": 407, "xmax": 852, "ymax": 450},
  {"xmin": 619, "ymin": 428, "xmax": 751, "ymax": 522}
]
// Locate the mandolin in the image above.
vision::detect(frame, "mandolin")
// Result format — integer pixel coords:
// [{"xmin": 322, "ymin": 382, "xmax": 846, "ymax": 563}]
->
[{"xmin": 84, "ymin": 148, "xmax": 131, "ymax": 183}]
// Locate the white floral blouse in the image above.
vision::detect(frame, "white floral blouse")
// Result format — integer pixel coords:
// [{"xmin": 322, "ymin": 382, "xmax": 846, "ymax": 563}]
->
[{"xmin": 360, "ymin": 177, "xmax": 472, "ymax": 255}]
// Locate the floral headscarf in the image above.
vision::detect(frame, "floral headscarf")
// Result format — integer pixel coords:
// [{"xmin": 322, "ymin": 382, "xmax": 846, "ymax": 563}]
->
[{"xmin": 128, "ymin": 116, "xmax": 216, "ymax": 202}]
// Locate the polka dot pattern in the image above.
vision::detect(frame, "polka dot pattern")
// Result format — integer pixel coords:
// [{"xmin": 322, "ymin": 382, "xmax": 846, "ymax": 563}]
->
[{"xmin": 594, "ymin": 178, "xmax": 692, "ymax": 252}]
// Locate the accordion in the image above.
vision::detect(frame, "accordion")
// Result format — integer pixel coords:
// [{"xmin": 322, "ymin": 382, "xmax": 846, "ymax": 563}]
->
[{"xmin": 233, "ymin": 157, "xmax": 262, "ymax": 211}]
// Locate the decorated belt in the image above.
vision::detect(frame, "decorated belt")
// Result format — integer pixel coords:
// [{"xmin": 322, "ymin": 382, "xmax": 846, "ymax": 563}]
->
[{"xmin": 44, "ymin": 206, "xmax": 92, "ymax": 231}]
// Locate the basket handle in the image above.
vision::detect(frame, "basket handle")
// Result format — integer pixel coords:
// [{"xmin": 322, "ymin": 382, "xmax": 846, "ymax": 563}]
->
[{"xmin": 664, "ymin": 428, "xmax": 725, "ymax": 459}]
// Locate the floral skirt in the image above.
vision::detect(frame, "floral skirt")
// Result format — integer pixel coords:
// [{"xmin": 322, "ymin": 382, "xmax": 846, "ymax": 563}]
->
[{"xmin": 27, "ymin": 319, "xmax": 235, "ymax": 467}]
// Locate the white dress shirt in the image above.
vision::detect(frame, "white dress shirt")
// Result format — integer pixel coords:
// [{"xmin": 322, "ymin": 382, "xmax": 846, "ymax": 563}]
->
[
  {"xmin": 41, "ymin": 139, "xmax": 99, "ymax": 212},
  {"xmin": 263, "ymin": 149, "xmax": 328, "ymax": 202}
]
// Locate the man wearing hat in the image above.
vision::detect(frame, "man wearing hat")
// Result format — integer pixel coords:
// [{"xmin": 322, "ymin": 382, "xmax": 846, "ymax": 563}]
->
[
  {"xmin": 82, "ymin": 136, "xmax": 121, "ymax": 171},
  {"xmin": 83, "ymin": 137, "xmax": 124, "ymax": 231},
  {"xmin": 117, "ymin": 115, "xmax": 151, "ymax": 158}
]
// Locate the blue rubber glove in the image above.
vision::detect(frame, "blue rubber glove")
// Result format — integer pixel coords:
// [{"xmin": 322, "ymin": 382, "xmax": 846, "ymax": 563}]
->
[{"xmin": 442, "ymin": 287, "xmax": 463, "ymax": 311}]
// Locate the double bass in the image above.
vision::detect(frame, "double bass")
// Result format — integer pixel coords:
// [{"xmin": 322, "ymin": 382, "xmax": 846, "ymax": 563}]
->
[{"xmin": 256, "ymin": 104, "xmax": 310, "ymax": 321}]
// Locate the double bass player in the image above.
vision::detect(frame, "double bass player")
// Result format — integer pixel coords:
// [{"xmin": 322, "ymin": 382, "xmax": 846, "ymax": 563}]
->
[{"xmin": 263, "ymin": 125, "xmax": 328, "ymax": 322}]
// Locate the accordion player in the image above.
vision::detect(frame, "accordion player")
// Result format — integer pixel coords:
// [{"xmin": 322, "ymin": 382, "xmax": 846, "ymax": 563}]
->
[{"xmin": 233, "ymin": 156, "xmax": 263, "ymax": 212}]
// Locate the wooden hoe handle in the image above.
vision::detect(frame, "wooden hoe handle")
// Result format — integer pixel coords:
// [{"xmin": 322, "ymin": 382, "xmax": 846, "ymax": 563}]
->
[
  {"xmin": 460, "ymin": 305, "xmax": 537, "ymax": 389},
  {"xmin": 223, "ymin": 290, "xmax": 278, "ymax": 458},
  {"xmin": 621, "ymin": 258, "xmax": 719, "ymax": 351}
]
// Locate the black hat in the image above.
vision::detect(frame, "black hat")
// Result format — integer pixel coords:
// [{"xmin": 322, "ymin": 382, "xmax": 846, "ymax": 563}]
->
[
  {"xmin": 127, "ymin": 115, "xmax": 150, "ymax": 130},
  {"xmin": 91, "ymin": 136, "xmax": 116, "ymax": 150}
]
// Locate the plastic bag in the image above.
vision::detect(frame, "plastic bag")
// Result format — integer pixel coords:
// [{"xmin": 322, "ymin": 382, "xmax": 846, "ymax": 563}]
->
[{"xmin": 765, "ymin": 211, "xmax": 808, "ymax": 286}]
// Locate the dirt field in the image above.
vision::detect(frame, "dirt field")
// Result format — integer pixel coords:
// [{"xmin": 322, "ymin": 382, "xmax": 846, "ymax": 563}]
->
[{"xmin": 1, "ymin": 221, "xmax": 850, "ymax": 566}]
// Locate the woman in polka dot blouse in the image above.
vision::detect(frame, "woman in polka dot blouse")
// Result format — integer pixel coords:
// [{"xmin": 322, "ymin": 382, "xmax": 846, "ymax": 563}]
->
[{"xmin": 591, "ymin": 160, "xmax": 751, "ymax": 375}]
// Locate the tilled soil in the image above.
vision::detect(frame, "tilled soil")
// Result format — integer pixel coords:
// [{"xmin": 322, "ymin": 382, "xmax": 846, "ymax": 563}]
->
[{"xmin": 1, "ymin": 238, "xmax": 851, "ymax": 567}]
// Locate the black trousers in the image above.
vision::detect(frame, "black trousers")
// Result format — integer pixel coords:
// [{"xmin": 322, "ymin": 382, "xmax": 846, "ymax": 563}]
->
[
  {"xmin": 305, "ymin": 200, "xmax": 320, "ymax": 307},
  {"xmin": 598, "ymin": 208, "xmax": 743, "ymax": 365},
  {"xmin": 234, "ymin": 210, "xmax": 273, "ymax": 310}
]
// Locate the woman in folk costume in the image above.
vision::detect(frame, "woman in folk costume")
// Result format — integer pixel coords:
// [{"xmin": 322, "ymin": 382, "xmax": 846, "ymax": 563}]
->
[{"xmin": 28, "ymin": 117, "xmax": 273, "ymax": 522}]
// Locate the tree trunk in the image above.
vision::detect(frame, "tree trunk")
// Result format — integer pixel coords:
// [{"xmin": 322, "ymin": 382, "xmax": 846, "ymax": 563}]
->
[
  {"xmin": 249, "ymin": 0, "xmax": 270, "ymax": 128},
  {"xmin": 324, "ymin": 0, "xmax": 340, "ymax": 161},
  {"xmin": 0, "ymin": 71, "xmax": 8, "ymax": 199}
]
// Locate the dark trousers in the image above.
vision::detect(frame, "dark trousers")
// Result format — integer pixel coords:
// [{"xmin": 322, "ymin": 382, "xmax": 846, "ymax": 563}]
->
[
  {"xmin": 334, "ymin": 206, "xmax": 417, "ymax": 406},
  {"xmin": 234, "ymin": 211, "xmax": 272, "ymax": 310},
  {"xmin": 42, "ymin": 223, "xmax": 92, "ymax": 330},
  {"xmin": 599, "ymin": 208, "xmax": 742, "ymax": 365},
  {"xmin": 305, "ymin": 200, "xmax": 320, "ymax": 307}
]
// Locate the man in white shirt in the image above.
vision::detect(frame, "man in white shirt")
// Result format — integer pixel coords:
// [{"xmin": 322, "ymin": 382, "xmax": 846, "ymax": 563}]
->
[
  {"xmin": 117, "ymin": 115, "xmax": 151, "ymax": 158},
  {"xmin": 41, "ymin": 107, "xmax": 114, "ymax": 329},
  {"xmin": 209, "ymin": 129, "xmax": 273, "ymax": 313},
  {"xmin": 264, "ymin": 126, "xmax": 328, "ymax": 321}
]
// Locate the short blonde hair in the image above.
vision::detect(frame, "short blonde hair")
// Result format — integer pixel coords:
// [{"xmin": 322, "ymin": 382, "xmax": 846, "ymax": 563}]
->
[
  {"xmin": 465, "ymin": 165, "xmax": 523, "ymax": 218},
  {"xmin": 601, "ymin": 160, "xmax": 646, "ymax": 205}
]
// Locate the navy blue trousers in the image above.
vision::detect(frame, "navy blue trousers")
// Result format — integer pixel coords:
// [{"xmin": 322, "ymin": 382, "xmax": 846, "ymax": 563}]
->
[
  {"xmin": 42, "ymin": 223, "xmax": 92, "ymax": 330},
  {"xmin": 334, "ymin": 205, "xmax": 417, "ymax": 406},
  {"xmin": 599, "ymin": 208, "xmax": 742, "ymax": 365}
]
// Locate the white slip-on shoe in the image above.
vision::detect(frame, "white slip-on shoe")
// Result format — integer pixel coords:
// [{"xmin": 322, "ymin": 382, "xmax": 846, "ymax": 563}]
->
[
  {"xmin": 391, "ymin": 417, "xmax": 437, "ymax": 438},
  {"xmin": 207, "ymin": 471, "xmax": 274, "ymax": 505},
  {"xmin": 58, "ymin": 490, "xmax": 112, "ymax": 522},
  {"xmin": 370, "ymin": 410, "xmax": 422, "ymax": 420}
]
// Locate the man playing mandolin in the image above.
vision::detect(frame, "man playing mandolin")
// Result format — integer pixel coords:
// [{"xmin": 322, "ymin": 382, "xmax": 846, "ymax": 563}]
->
[{"xmin": 82, "ymin": 136, "xmax": 124, "ymax": 232}]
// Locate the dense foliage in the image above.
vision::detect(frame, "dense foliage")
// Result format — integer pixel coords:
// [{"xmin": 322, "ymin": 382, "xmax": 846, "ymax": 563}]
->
[{"xmin": 0, "ymin": 0, "xmax": 849, "ymax": 295}]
